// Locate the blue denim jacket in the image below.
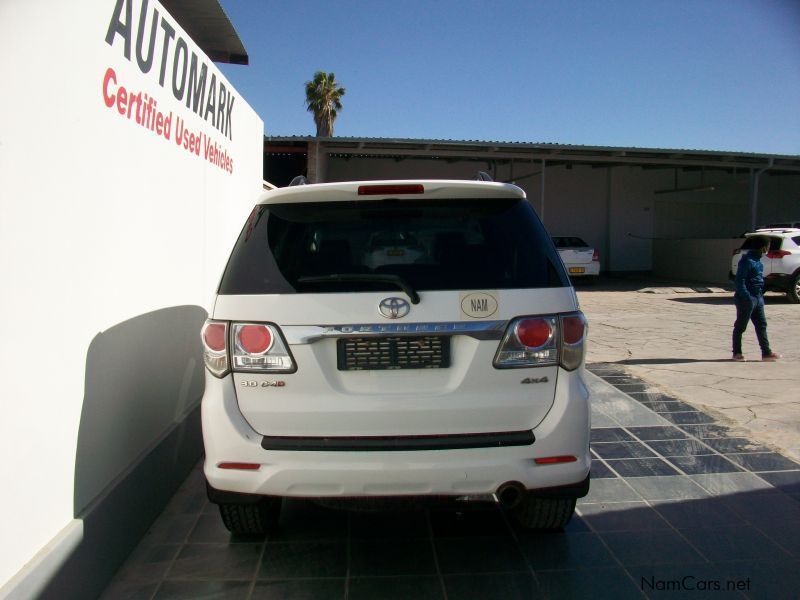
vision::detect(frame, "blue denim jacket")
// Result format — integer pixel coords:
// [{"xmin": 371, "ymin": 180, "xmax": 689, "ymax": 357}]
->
[{"xmin": 735, "ymin": 250, "xmax": 764, "ymax": 297}]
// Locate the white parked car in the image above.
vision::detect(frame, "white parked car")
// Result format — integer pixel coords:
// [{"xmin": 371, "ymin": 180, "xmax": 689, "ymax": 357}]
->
[
  {"xmin": 552, "ymin": 237, "xmax": 600, "ymax": 279},
  {"xmin": 731, "ymin": 228, "xmax": 800, "ymax": 304},
  {"xmin": 201, "ymin": 178, "xmax": 591, "ymax": 533}
]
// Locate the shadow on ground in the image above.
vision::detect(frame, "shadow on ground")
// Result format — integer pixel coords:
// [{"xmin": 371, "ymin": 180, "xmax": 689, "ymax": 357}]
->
[
  {"xmin": 101, "ymin": 473, "xmax": 800, "ymax": 600},
  {"xmin": 617, "ymin": 358, "xmax": 735, "ymax": 365},
  {"xmin": 669, "ymin": 295, "xmax": 788, "ymax": 306}
]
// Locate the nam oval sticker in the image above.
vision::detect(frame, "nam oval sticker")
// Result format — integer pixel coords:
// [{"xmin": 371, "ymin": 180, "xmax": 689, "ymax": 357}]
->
[{"xmin": 460, "ymin": 292, "xmax": 498, "ymax": 319}]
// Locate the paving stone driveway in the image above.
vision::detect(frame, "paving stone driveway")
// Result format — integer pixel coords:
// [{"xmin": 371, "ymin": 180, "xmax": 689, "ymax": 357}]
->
[
  {"xmin": 577, "ymin": 280, "xmax": 800, "ymax": 460},
  {"xmin": 101, "ymin": 365, "xmax": 800, "ymax": 600}
]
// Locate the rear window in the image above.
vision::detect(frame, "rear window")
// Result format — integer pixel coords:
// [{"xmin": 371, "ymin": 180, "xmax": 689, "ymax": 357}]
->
[
  {"xmin": 741, "ymin": 236, "xmax": 781, "ymax": 252},
  {"xmin": 553, "ymin": 237, "xmax": 589, "ymax": 248},
  {"xmin": 218, "ymin": 198, "xmax": 569, "ymax": 295}
]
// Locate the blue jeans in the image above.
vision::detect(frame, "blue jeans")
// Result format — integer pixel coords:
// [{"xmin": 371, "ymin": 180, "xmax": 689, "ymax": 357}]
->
[{"xmin": 732, "ymin": 293, "xmax": 771, "ymax": 356}]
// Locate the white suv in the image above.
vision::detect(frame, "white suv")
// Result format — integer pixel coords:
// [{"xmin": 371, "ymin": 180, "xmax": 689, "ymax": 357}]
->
[
  {"xmin": 200, "ymin": 179, "xmax": 591, "ymax": 533},
  {"xmin": 731, "ymin": 228, "xmax": 800, "ymax": 303}
]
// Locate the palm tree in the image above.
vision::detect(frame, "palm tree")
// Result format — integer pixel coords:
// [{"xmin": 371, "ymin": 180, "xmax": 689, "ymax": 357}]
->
[{"xmin": 305, "ymin": 71, "xmax": 346, "ymax": 137}]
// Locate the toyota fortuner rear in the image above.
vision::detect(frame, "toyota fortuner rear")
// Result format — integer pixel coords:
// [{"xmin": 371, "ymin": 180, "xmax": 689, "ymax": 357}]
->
[{"xmin": 201, "ymin": 179, "xmax": 591, "ymax": 532}]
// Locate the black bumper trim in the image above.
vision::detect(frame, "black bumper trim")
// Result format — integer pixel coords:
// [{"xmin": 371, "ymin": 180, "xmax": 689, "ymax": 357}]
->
[
  {"xmin": 530, "ymin": 473, "xmax": 591, "ymax": 499},
  {"xmin": 260, "ymin": 430, "xmax": 535, "ymax": 451}
]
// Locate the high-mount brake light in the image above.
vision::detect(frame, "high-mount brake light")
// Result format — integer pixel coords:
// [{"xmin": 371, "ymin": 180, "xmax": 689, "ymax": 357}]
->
[
  {"xmin": 358, "ymin": 184, "xmax": 425, "ymax": 196},
  {"xmin": 201, "ymin": 320, "xmax": 229, "ymax": 378},
  {"xmin": 515, "ymin": 319, "xmax": 553, "ymax": 348},
  {"xmin": 238, "ymin": 325, "xmax": 273, "ymax": 355}
]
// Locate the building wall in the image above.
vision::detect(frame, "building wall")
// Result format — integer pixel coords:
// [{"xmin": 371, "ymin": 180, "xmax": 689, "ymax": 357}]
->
[
  {"xmin": 327, "ymin": 155, "xmax": 495, "ymax": 181},
  {"xmin": 0, "ymin": 0, "xmax": 262, "ymax": 590},
  {"xmin": 654, "ymin": 169, "xmax": 751, "ymax": 239},
  {"xmin": 521, "ymin": 165, "xmax": 610, "ymax": 270},
  {"xmin": 757, "ymin": 174, "xmax": 800, "ymax": 226},
  {"xmin": 653, "ymin": 239, "xmax": 742, "ymax": 284},
  {"xmin": 654, "ymin": 170, "xmax": 800, "ymax": 239},
  {"xmin": 327, "ymin": 154, "xmax": 799, "ymax": 277}
]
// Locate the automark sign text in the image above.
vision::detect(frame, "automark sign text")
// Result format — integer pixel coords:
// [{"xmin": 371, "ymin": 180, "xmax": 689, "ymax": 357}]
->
[{"xmin": 102, "ymin": 0, "xmax": 236, "ymax": 174}]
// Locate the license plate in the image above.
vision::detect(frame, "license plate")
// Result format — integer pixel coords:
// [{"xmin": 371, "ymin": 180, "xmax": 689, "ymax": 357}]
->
[
  {"xmin": 569, "ymin": 267, "xmax": 585, "ymax": 274},
  {"xmin": 337, "ymin": 336, "xmax": 450, "ymax": 371}
]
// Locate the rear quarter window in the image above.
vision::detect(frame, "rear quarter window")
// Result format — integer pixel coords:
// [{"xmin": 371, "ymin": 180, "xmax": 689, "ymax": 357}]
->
[
  {"xmin": 741, "ymin": 236, "xmax": 780, "ymax": 251},
  {"xmin": 218, "ymin": 198, "xmax": 569, "ymax": 295}
]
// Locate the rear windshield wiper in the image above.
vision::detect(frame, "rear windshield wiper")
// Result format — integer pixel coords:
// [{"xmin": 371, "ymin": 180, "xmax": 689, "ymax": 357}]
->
[{"xmin": 297, "ymin": 274, "xmax": 421, "ymax": 304}]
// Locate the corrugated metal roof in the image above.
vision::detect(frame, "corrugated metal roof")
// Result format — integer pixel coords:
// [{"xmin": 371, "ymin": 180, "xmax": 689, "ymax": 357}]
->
[
  {"xmin": 264, "ymin": 136, "xmax": 800, "ymax": 172},
  {"xmin": 161, "ymin": 0, "xmax": 248, "ymax": 65},
  {"xmin": 265, "ymin": 135, "xmax": 799, "ymax": 159}
]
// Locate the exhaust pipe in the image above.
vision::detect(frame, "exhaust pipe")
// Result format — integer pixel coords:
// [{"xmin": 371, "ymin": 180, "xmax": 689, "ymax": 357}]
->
[{"xmin": 496, "ymin": 481, "xmax": 526, "ymax": 509}]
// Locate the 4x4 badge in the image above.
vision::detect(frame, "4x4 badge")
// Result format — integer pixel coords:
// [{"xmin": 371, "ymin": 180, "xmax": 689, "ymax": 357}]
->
[
  {"xmin": 521, "ymin": 376, "xmax": 548, "ymax": 384},
  {"xmin": 378, "ymin": 297, "xmax": 410, "ymax": 319}
]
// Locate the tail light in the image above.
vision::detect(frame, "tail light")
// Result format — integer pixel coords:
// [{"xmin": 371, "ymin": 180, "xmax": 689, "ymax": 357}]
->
[
  {"xmin": 232, "ymin": 323, "xmax": 295, "ymax": 372},
  {"xmin": 202, "ymin": 320, "xmax": 229, "ymax": 378},
  {"xmin": 592, "ymin": 249, "xmax": 599, "ymax": 262},
  {"xmin": 493, "ymin": 312, "xmax": 587, "ymax": 371},
  {"xmin": 494, "ymin": 317, "xmax": 558, "ymax": 368},
  {"xmin": 516, "ymin": 318, "xmax": 554, "ymax": 348},
  {"xmin": 201, "ymin": 320, "xmax": 296, "ymax": 378},
  {"xmin": 767, "ymin": 250, "xmax": 790, "ymax": 259},
  {"xmin": 560, "ymin": 313, "xmax": 588, "ymax": 371}
]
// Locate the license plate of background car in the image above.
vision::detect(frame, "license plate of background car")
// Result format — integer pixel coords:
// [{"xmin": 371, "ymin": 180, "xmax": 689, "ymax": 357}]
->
[
  {"xmin": 337, "ymin": 336, "xmax": 451, "ymax": 371},
  {"xmin": 569, "ymin": 267, "xmax": 585, "ymax": 274}
]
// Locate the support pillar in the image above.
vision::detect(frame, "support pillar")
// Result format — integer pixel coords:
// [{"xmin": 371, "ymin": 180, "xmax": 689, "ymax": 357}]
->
[{"xmin": 540, "ymin": 159, "xmax": 546, "ymax": 223}]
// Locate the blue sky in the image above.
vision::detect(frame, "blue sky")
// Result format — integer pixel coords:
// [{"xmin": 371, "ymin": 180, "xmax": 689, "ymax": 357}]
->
[{"xmin": 218, "ymin": 0, "xmax": 800, "ymax": 155}]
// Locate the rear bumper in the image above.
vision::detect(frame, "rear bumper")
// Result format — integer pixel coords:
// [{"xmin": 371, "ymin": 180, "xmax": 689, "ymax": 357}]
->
[
  {"xmin": 201, "ymin": 368, "xmax": 591, "ymax": 499},
  {"xmin": 765, "ymin": 273, "xmax": 793, "ymax": 292},
  {"xmin": 207, "ymin": 473, "xmax": 591, "ymax": 504}
]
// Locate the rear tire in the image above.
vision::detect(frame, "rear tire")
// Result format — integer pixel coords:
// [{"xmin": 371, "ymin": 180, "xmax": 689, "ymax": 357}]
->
[
  {"xmin": 788, "ymin": 273, "xmax": 800, "ymax": 304},
  {"xmin": 508, "ymin": 494, "xmax": 577, "ymax": 531},
  {"xmin": 219, "ymin": 497, "xmax": 282, "ymax": 535}
]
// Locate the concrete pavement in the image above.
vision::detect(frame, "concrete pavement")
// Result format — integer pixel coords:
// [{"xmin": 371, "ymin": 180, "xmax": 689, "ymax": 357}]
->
[{"xmin": 578, "ymin": 278, "xmax": 800, "ymax": 460}]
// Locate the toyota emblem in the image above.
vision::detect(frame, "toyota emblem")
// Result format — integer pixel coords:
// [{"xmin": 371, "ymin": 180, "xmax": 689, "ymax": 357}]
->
[{"xmin": 378, "ymin": 297, "xmax": 410, "ymax": 319}]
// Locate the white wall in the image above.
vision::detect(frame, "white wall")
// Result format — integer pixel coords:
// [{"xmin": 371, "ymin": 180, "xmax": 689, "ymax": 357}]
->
[{"xmin": 0, "ymin": 0, "xmax": 262, "ymax": 587}]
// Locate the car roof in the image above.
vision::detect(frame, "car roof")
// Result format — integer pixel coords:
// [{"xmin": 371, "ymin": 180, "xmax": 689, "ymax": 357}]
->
[
  {"xmin": 256, "ymin": 180, "xmax": 526, "ymax": 205},
  {"xmin": 747, "ymin": 228, "xmax": 800, "ymax": 236}
]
